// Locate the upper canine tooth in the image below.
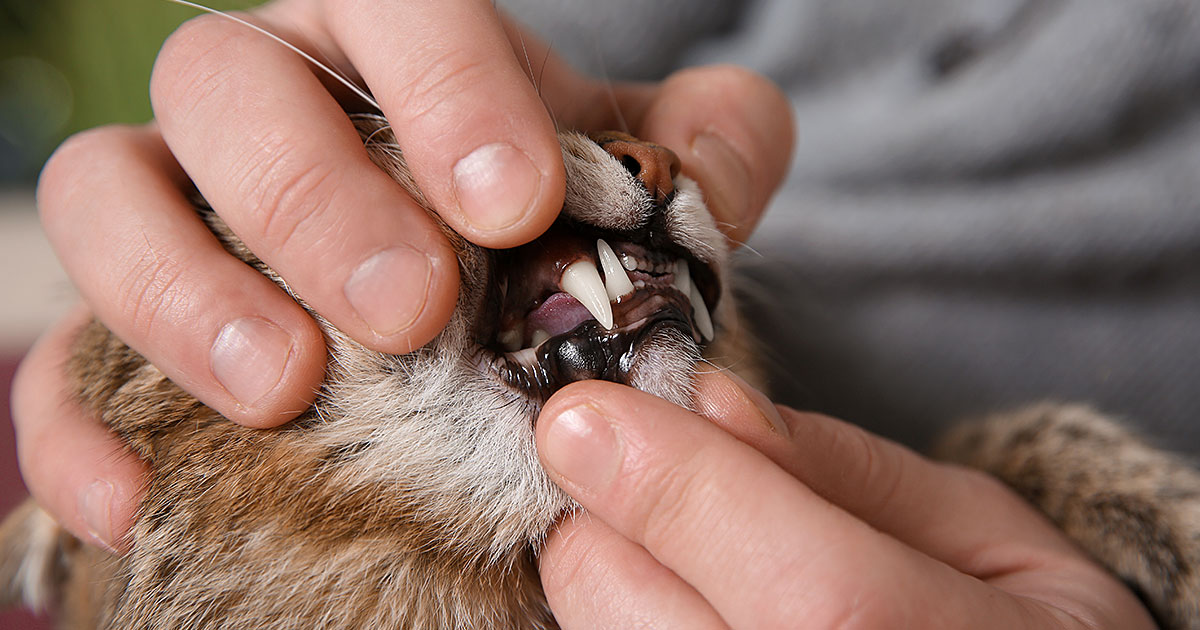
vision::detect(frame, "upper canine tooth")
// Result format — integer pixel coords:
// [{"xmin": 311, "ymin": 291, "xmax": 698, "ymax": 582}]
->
[
  {"xmin": 673, "ymin": 259, "xmax": 692, "ymax": 296},
  {"xmin": 689, "ymin": 285, "xmax": 715, "ymax": 341},
  {"xmin": 597, "ymin": 239, "xmax": 635, "ymax": 300},
  {"xmin": 561, "ymin": 259, "xmax": 615, "ymax": 329}
]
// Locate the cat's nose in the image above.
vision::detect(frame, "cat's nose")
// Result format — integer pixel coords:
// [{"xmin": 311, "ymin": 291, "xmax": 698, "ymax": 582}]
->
[{"xmin": 591, "ymin": 131, "xmax": 682, "ymax": 206}]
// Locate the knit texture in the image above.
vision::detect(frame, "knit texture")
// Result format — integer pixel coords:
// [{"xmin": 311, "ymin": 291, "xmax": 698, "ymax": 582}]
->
[{"xmin": 504, "ymin": 0, "xmax": 1200, "ymax": 452}]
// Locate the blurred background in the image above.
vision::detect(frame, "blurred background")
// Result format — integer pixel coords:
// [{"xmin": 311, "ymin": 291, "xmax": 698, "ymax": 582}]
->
[{"xmin": 1, "ymin": 2, "xmax": 256, "ymax": 627}]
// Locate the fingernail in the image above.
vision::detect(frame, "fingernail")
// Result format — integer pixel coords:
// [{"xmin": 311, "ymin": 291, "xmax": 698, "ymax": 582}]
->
[
  {"xmin": 344, "ymin": 246, "xmax": 433, "ymax": 336},
  {"xmin": 542, "ymin": 404, "xmax": 621, "ymax": 492},
  {"xmin": 80, "ymin": 480, "xmax": 117, "ymax": 552},
  {"xmin": 453, "ymin": 142, "xmax": 542, "ymax": 233},
  {"xmin": 211, "ymin": 317, "xmax": 294, "ymax": 407},
  {"xmin": 689, "ymin": 132, "xmax": 752, "ymax": 227}
]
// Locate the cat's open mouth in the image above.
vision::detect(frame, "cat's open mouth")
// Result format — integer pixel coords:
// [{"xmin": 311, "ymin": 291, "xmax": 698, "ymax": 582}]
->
[{"xmin": 476, "ymin": 218, "xmax": 719, "ymax": 401}]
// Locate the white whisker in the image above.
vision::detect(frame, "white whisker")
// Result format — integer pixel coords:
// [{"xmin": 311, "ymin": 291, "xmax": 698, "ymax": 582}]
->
[
  {"xmin": 591, "ymin": 40, "xmax": 628, "ymax": 134},
  {"xmin": 537, "ymin": 42, "xmax": 560, "ymax": 132}
]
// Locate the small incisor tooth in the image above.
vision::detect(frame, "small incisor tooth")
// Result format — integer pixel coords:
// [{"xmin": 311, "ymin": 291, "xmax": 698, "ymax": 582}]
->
[
  {"xmin": 689, "ymin": 285, "xmax": 715, "ymax": 341},
  {"xmin": 561, "ymin": 259, "xmax": 615, "ymax": 329},
  {"xmin": 597, "ymin": 239, "xmax": 635, "ymax": 300},
  {"xmin": 498, "ymin": 326, "xmax": 523, "ymax": 352}
]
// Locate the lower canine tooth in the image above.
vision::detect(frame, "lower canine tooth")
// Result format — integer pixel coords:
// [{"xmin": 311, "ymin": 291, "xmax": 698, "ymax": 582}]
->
[
  {"xmin": 689, "ymin": 285, "xmax": 715, "ymax": 341},
  {"xmin": 531, "ymin": 329, "xmax": 551, "ymax": 347},
  {"xmin": 561, "ymin": 259, "xmax": 615, "ymax": 329}
]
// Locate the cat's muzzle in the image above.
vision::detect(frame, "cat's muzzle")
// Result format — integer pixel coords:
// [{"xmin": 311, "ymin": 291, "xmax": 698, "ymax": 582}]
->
[{"xmin": 478, "ymin": 218, "xmax": 718, "ymax": 402}]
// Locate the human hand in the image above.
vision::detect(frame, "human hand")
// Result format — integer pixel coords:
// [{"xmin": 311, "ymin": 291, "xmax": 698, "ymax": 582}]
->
[
  {"xmin": 535, "ymin": 371, "xmax": 1156, "ymax": 629},
  {"xmin": 16, "ymin": 0, "xmax": 794, "ymax": 551}
]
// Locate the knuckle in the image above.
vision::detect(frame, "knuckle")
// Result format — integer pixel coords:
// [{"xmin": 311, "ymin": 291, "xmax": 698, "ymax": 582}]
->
[
  {"xmin": 229, "ymin": 137, "xmax": 339, "ymax": 253},
  {"xmin": 816, "ymin": 590, "xmax": 909, "ymax": 630},
  {"xmin": 787, "ymin": 555, "xmax": 913, "ymax": 630},
  {"xmin": 538, "ymin": 528, "xmax": 598, "ymax": 600},
  {"xmin": 11, "ymin": 360, "xmax": 49, "ymax": 485},
  {"xmin": 387, "ymin": 50, "xmax": 493, "ymax": 128},
  {"xmin": 38, "ymin": 126, "xmax": 142, "ymax": 233},
  {"xmin": 150, "ymin": 14, "xmax": 251, "ymax": 118},
  {"xmin": 953, "ymin": 465, "xmax": 1011, "ymax": 502},
  {"xmin": 10, "ymin": 345, "xmax": 73, "ymax": 508},
  {"xmin": 629, "ymin": 450, "xmax": 718, "ymax": 549},
  {"xmin": 838, "ymin": 424, "xmax": 907, "ymax": 512},
  {"xmin": 682, "ymin": 64, "xmax": 791, "ymax": 119},
  {"xmin": 687, "ymin": 64, "xmax": 771, "ymax": 92},
  {"xmin": 114, "ymin": 246, "xmax": 190, "ymax": 339}
]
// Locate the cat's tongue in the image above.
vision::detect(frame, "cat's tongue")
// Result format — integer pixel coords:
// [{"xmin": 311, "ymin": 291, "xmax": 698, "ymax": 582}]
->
[{"xmin": 525, "ymin": 293, "xmax": 593, "ymax": 338}]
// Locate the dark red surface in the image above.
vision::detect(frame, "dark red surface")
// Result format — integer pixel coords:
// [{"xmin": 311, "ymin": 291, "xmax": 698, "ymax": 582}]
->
[{"xmin": 1, "ymin": 352, "xmax": 54, "ymax": 630}]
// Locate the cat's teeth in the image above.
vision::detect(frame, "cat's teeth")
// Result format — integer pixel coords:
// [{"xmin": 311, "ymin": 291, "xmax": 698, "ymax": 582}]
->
[
  {"xmin": 689, "ymin": 285, "xmax": 715, "ymax": 341},
  {"xmin": 673, "ymin": 259, "xmax": 692, "ymax": 296},
  {"xmin": 561, "ymin": 259, "xmax": 615, "ymax": 329},
  {"xmin": 620, "ymin": 253, "xmax": 638, "ymax": 271},
  {"xmin": 531, "ymin": 328, "xmax": 551, "ymax": 347},
  {"xmin": 498, "ymin": 325, "xmax": 523, "ymax": 352},
  {"xmin": 597, "ymin": 239, "xmax": 634, "ymax": 300}
]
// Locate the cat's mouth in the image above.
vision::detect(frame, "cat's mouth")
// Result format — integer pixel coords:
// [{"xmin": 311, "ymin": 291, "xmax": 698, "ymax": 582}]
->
[{"xmin": 475, "ymin": 219, "xmax": 719, "ymax": 402}]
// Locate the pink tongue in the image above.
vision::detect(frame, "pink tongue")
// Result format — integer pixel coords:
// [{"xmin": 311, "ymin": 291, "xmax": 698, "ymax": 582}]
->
[{"xmin": 527, "ymin": 292, "xmax": 595, "ymax": 337}]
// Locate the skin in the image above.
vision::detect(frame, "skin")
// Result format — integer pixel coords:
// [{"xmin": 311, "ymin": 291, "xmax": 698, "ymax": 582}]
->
[
  {"xmin": 9, "ymin": 0, "xmax": 1153, "ymax": 625},
  {"xmin": 536, "ymin": 373, "xmax": 1158, "ymax": 629}
]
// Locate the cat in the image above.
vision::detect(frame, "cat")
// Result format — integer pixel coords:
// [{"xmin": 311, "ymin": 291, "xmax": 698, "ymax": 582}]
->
[{"xmin": 0, "ymin": 117, "xmax": 763, "ymax": 629}]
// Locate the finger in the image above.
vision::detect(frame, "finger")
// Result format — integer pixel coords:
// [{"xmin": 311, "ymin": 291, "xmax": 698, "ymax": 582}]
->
[
  {"xmin": 613, "ymin": 66, "xmax": 795, "ymax": 246},
  {"xmin": 540, "ymin": 513, "xmax": 727, "ymax": 630},
  {"xmin": 537, "ymin": 380, "xmax": 1107, "ymax": 629},
  {"xmin": 10, "ymin": 308, "xmax": 147, "ymax": 553},
  {"xmin": 531, "ymin": 60, "xmax": 795, "ymax": 246},
  {"xmin": 690, "ymin": 369, "xmax": 1081, "ymax": 567},
  {"xmin": 326, "ymin": 0, "xmax": 564, "ymax": 247},
  {"xmin": 151, "ymin": 14, "xmax": 461, "ymax": 356},
  {"xmin": 497, "ymin": 22, "xmax": 796, "ymax": 244},
  {"xmin": 38, "ymin": 124, "xmax": 326, "ymax": 427},
  {"xmin": 690, "ymin": 370, "xmax": 1155, "ymax": 627}
]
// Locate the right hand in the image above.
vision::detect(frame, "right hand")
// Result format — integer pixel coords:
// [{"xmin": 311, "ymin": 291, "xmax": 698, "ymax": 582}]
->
[
  {"xmin": 14, "ymin": 0, "xmax": 795, "ymax": 552},
  {"xmin": 535, "ymin": 373, "xmax": 1155, "ymax": 629}
]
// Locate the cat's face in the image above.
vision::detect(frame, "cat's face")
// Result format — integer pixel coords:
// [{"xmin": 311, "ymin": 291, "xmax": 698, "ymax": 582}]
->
[{"xmin": 211, "ymin": 116, "xmax": 735, "ymax": 559}]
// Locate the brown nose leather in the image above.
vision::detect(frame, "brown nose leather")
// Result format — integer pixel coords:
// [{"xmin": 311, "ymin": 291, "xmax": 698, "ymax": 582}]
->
[{"xmin": 590, "ymin": 131, "xmax": 682, "ymax": 206}]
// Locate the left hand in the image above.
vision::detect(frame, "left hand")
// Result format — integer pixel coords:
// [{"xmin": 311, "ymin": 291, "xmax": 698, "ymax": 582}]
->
[
  {"xmin": 534, "ymin": 371, "xmax": 1155, "ymax": 629},
  {"xmin": 18, "ymin": 0, "xmax": 793, "ymax": 551}
]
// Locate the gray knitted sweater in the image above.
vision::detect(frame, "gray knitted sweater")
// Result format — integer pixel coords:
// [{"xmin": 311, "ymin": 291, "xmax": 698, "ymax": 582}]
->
[{"xmin": 503, "ymin": 0, "xmax": 1200, "ymax": 452}]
